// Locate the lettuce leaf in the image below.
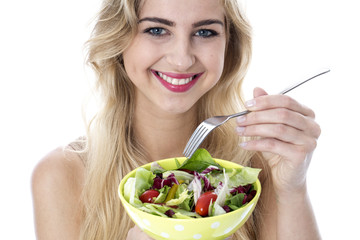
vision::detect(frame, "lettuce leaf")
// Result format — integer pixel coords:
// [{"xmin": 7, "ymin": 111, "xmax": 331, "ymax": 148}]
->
[
  {"xmin": 150, "ymin": 162, "xmax": 165, "ymax": 174},
  {"xmin": 209, "ymin": 202, "xmax": 227, "ymax": 217},
  {"xmin": 165, "ymin": 188, "xmax": 190, "ymax": 206},
  {"xmin": 124, "ymin": 167, "xmax": 156, "ymax": 207},
  {"xmin": 209, "ymin": 167, "xmax": 261, "ymax": 188},
  {"xmin": 154, "ymin": 185, "xmax": 170, "ymax": 203},
  {"xmin": 124, "ymin": 177, "xmax": 136, "ymax": 203},
  {"xmin": 176, "ymin": 184, "xmax": 193, "ymax": 211},
  {"xmin": 139, "ymin": 203, "xmax": 200, "ymax": 218},
  {"xmin": 162, "ymin": 170, "xmax": 194, "ymax": 183},
  {"xmin": 225, "ymin": 193, "xmax": 245, "ymax": 211},
  {"xmin": 179, "ymin": 148, "xmax": 222, "ymax": 172},
  {"xmin": 228, "ymin": 167, "xmax": 261, "ymax": 186},
  {"xmin": 135, "ymin": 167, "xmax": 156, "ymax": 193}
]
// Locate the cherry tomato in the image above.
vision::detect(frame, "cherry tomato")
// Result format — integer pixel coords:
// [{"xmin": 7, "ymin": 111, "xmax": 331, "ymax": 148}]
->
[
  {"xmin": 195, "ymin": 191, "xmax": 217, "ymax": 216},
  {"xmin": 139, "ymin": 190, "xmax": 160, "ymax": 203}
]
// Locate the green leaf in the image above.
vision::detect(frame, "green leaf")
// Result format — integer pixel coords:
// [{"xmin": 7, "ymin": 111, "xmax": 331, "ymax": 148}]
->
[
  {"xmin": 139, "ymin": 204, "xmax": 169, "ymax": 217},
  {"xmin": 154, "ymin": 185, "xmax": 170, "ymax": 203},
  {"xmin": 126, "ymin": 168, "xmax": 156, "ymax": 207},
  {"xmin": 225, "ymin": 193, "xmax": 245, "ymax": 211},
  {"xmin": 135, "ymin": 168, "xmax": 156, "ymax": 193},
  {"xmin": 228, "ymin": 167, "xmax": 261, "ymax": 186},
  {"xmin": 124, "ymin": 177, "xmax": 136, "ymax": 202},
  {"xmin": 150, "ymin": 162, "xmax": 165, "ymax": 174},
  {"xmin": 209, "ymin": 167, "xmax": 261, "ymax": 188},
  {"xmin": 139, "ymin": 203, "xmax": 200, "ymax": 218},
  {"xmin": 165, "ymin": 188, "xmax": 190, "ymax": 206},
  {"xmin": 176, "ymin": 184, "xmax": 193, "ymax": 211},
  {"xmin": 175, "ymin": 158, "xmax": 181, "ymax": 168},
  {"xmin": 163, "ymin": 170, "xmax": 194, "ymax": 183},
  {"xmin": 179, "ymin": 148, "xmax": 221, "ymax": 172}
]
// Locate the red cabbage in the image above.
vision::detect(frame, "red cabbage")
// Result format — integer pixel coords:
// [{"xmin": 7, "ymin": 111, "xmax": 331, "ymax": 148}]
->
[
  {"xmin": 165, "ymin": 209, "xmax": 175, "ymax": 218},
  {"xmin": 230, "ymin": 184, "xmax": 252, "ymax": 195},
  {"xmin": 201, "ymin": 166, "xmax": 221, "ymax": 174},
  {"xmin": 222, "ymin": 205, "xmax": 231, "ymax": 213},
  {"xmin": 200, "ymin": 174, "xmax": 214, "ymax": 191},
  {"xmin": 152, "ymin": 173, "xmax": 179, "ymax": 189}
]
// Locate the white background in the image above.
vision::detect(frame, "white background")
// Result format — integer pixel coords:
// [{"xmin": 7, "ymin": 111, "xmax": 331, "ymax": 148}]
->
[{"xmin": 1, "ymin": 0, "xmax": 359, "ymax": 239}]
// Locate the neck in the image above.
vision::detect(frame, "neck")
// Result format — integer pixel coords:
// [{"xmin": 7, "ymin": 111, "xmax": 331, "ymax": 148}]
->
[{"xmin": 133, "ymin": 103, "xmax": 197, "ymax": 162}]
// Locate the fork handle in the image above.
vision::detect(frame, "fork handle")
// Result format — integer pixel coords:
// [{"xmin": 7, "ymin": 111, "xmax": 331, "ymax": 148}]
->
[
  {"xmin": 228, "ymin": 69, "xmax": 330, "ymax": 120},
  {"xmin": 228, "ymin": 110, "xmax": 251, "ymax": 119}
]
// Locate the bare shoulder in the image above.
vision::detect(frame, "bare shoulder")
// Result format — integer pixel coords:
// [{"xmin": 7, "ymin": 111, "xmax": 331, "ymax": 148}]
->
[
  {"xmin": 31, "ymin": 146, "xmax": 85, "ymax": 240},
  {"xmin": 32, "ymin": 146, "xmax": 84, "ymax": 187}
]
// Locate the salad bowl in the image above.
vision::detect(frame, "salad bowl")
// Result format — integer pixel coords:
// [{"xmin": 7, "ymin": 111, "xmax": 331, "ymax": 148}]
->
[{"xmin": 118, "ymin": 156, "xmax": 261, "ymax": 240}]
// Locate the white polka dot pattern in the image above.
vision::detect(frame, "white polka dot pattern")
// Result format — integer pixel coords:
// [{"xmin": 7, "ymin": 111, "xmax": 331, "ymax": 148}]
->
[
  {"xmin": 160, "ymin": 232, "xmax": 170, "ymax": 238},
  {"xmin": 142, "ymin": 219, "xmax": 151, "ymax": 226},
  {"xmin": 193, "ymin": 233, "xmax": 202, "ymax": 239},
  {"xmin": 174, "ymin": 224, "xmax": 185, "ymax": 231},
  {"xmin": 211, "ymin": 221, "xmax": 220, "ymax": 229}
]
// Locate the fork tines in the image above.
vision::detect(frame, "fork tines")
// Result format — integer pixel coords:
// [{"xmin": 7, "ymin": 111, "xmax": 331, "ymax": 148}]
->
[{"xmin": 183, "ymin": 124, "xmax": 211, "ymax": 158}]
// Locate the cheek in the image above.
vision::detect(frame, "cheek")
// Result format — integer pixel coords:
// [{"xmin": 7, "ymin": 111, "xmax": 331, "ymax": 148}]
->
[
  {"xmin": 198, "ymin": 40, "xmax": 226, "ymax": 77},
  {"xmin": 204, "ymin": 51, "xmax": 225, "ymax": 80},
  {"xmin": 123, "ymin": 40, "xmax": 157, "ymax": 78}
]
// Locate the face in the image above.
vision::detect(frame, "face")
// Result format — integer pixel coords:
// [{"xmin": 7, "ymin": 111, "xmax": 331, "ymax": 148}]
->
[{"xmin": 123, "ymin": 0, "xmax": 226, "ymax": 115}]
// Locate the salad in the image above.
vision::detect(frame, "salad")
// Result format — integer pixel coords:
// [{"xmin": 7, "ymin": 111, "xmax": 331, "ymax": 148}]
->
[{"xmin": 123, "ymin": 149, "xmax": 261, "ymax": 219}]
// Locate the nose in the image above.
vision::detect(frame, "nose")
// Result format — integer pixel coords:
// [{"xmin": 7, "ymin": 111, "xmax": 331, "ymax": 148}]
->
[{"xmin": 165, "ymin": 36, "xmax": 195, "ymax": 71}]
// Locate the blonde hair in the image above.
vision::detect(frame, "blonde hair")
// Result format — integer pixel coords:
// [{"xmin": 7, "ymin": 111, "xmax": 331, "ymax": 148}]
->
[{"xmin": 78, "ymin": 0, "xmax": 266, "ymax": 239}]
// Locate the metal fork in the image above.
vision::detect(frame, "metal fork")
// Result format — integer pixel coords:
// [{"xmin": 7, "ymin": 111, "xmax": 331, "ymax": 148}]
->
[{"xmin": 183, "ymin": 69, "xmax": 330, "ymax": 158}]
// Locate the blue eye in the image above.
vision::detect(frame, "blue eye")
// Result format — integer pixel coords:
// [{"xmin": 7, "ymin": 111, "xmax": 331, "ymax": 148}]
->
[
  {"xmin": 145, "ymin": 27, "xmax": 166, "ymax": 36},
  {"xmin": 195, "ymin": 29, "xmax": 217, "ymax": 38}
]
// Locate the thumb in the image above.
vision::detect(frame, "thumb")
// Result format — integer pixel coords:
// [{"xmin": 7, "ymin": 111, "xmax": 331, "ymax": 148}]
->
[{"xmin": 253, "ymin": 87, "xmax": 268, "ymax": 98}]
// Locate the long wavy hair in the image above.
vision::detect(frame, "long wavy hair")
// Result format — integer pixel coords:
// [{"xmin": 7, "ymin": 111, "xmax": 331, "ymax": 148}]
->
[{"xmin": 77, "ymin": 0, "xmax": 267, "ymax": 239}]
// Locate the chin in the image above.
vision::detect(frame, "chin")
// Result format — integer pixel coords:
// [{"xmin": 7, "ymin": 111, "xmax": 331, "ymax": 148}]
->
[{"xmin": 158, "ymin": 100, "xmax": 196, "ymax": 115}]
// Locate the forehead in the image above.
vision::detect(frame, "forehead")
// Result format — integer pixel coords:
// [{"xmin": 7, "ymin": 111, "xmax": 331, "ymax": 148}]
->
[{"xmin": 138, "ymin": 0, "xmax": 225, "ymax": 23}]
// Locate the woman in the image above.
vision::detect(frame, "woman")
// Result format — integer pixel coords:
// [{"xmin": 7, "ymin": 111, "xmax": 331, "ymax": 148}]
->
[{"xmin": 31, "ymin": 0, "xmax": 322, "ymax": 239}]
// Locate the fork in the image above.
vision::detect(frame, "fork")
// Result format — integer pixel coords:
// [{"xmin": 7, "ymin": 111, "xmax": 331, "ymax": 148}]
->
[{"xmin": 183, "ymin": 69, "xmax": 330, "ymax": 158}]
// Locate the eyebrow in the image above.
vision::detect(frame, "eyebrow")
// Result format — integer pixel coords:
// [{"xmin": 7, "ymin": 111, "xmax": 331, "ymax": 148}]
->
[
  {"xmin": 138, "ymin": 17, "xmax": 224, "ymax": 28},
  {"xmin": 192, "ymin": 19, "xmax": 224, "ymax": 28},
  {"xmin": 138, "ymin": 17, "xmax": 174, "ymax": 26}
]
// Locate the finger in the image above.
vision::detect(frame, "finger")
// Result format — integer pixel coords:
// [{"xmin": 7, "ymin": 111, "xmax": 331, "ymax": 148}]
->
[
  {"xmin": 239, "ymin": 137, "xmax": 317, "ymax": 163},
  {"xmin": 236, "ymin": 123, "xmax": 312, "ymax": 145},
  {"xmin": 253, "ymin": 87, "xmax": 268, "ymax": 98},
  {"xmin": 236, "ymin": 109, "xmax": 321, "ymax": 138},
  {"xmin": 126, "ymin": 225, "xmax": 154, "ymax": 240},
  {"xmin": 245, "ymin": 94, "xmax": 315, "ymax": 118}
]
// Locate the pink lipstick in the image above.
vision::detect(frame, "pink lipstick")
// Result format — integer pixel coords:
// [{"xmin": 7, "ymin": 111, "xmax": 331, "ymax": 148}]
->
[{"xmin": 151, "ymin": 70, "xmax": 202, "ymax": 93}]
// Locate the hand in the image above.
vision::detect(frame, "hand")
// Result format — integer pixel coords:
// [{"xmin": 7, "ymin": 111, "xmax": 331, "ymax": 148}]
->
[
  {"xmin": 126, "ymin": 225, "xmax": 154, "ymax": 240},
  {"xmin": 236, "ymin": 88, "xmax": 321, "ymax": 196}
]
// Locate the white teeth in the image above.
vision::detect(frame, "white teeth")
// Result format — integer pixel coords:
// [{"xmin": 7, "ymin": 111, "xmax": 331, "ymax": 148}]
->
[
  {"xmin": 172, "ymin": 78, "xmax": 179, "ymax": 85},
  {"xmin": 156, "ymin": 71, "xmax": 195, "ymax": 86}
]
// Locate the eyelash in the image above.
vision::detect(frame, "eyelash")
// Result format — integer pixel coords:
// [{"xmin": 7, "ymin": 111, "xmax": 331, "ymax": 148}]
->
[
  {"xmin": 143, "ymin": 27, "xmax": 219, "ymax": 38},
  {"xmin": 144, "ymin": 27, "xmax": 168, "ymax": 36},
  {"xmin": 195, "ymin": 29, "xmax": 218, "ymax": 38}
]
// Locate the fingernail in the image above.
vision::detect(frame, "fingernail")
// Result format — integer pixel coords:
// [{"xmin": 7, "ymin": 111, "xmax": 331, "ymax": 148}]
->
[
  {"xmin": 239, "ymin": 141, "xmax": 248, "ymax": 147},
  {"xmin": 236, "ymin": 126, "xmax": 245, "ymax": 135},
  {"xmin": 245, "ymin": 99, "xmax": 256, "ymax": 108},
  {"xmin": 236, "ymin": 116, "xmax": 246, "ymax": 123}
]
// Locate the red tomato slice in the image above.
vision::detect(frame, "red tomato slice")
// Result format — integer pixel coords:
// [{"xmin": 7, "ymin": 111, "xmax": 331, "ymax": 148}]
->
[
  {"xmin": 139, "ymin": 190, "xmax": 160, "ymax": 203},
  {"xmin": 195, "ymin": 191, "xmax": 217, "ymax": 216}
]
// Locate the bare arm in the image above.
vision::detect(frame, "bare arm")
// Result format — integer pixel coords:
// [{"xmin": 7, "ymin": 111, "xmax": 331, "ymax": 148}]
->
[
  {"xmin": 31, "ymin": 147, "xmax": 84, "ymax": 240},
  {"xmin": 257, "ymin": 178, "xmax": 320, "ymax": 240},
  {"xmin": 275, "ymin": 186, "xmax": 320, "ymax": 240}
]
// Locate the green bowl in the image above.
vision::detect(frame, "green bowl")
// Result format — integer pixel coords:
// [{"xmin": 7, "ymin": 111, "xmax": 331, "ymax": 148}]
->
[{"xmin": 118, "ymin": 157, "xmax": 261, "ymax": 240}]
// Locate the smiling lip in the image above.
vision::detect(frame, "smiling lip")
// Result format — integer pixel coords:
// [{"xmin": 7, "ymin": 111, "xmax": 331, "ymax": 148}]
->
[{"xmin": 151, "ymin": 70, "xmax": 203, "ymax": 93}]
